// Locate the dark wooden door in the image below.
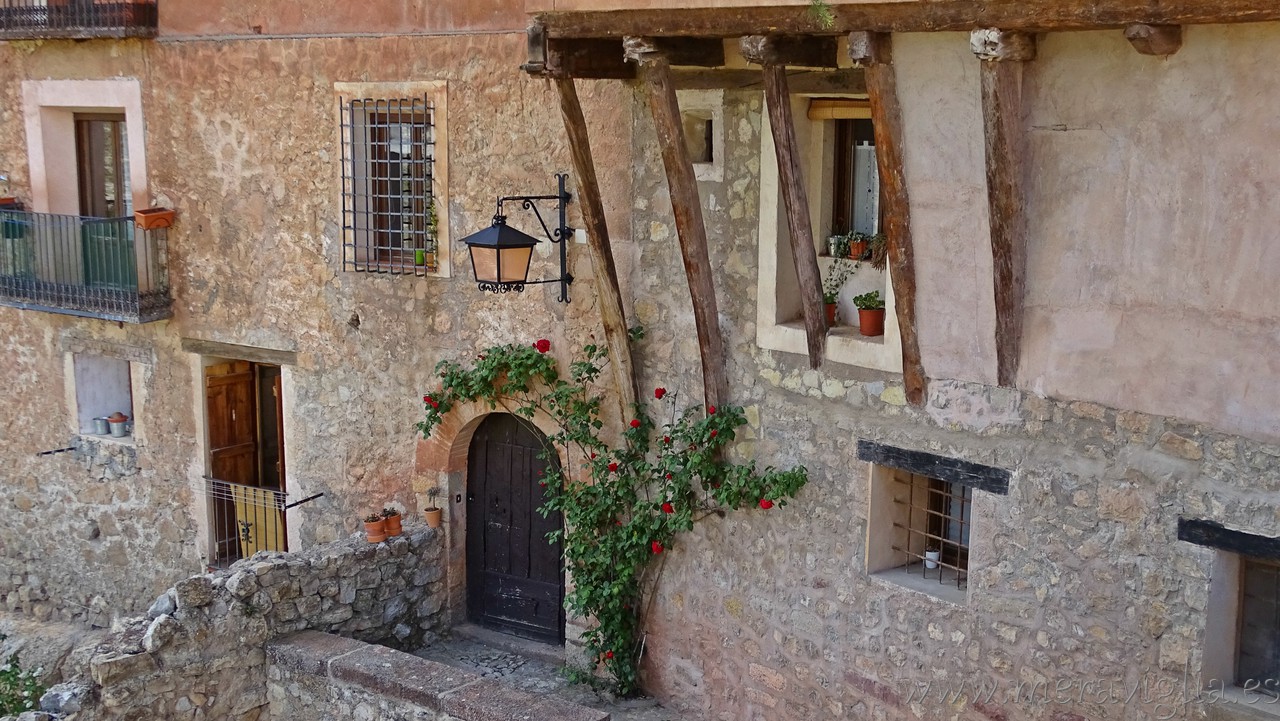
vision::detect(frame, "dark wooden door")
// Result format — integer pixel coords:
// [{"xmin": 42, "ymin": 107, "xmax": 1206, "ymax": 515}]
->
[
  {"xmin": 466, "ymin": 414, "xmax": 564, "ymax": 644},
  {"xmin": 206, "ymin": 361, "xmax": 258, "ymax": 563}
]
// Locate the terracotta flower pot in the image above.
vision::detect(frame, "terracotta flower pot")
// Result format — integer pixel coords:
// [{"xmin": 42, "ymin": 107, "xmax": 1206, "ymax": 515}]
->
[
  {"xmin": 424, "ymin": 507, "xmax": 443, "ymax": 528},
  {"xmin": 134, "ymin": 207, "xmax": 175, "ymax": 230},
  {"xmin": 847, "ymin": 240, "xmax": 868, "ymax": 260},
  {"xmin": 383, "ymin": 513, "xmax": 402, "ymax": 537},
  {"xmin": 858, "ymin": 309, "xmax": 885, "ymax": 337},
  {"xmin": 363, "ymin": 518, "xmax": 387, "ymax": 543},
  {"xmin": 824, "ymin": 302, "xmax": 837, "ymax": 327}
]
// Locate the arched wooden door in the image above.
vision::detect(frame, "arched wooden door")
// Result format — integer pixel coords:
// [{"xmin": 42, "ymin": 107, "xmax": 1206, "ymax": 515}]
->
[{"xmin": 465, "ymin": 414, "xmax": 564, "ymax": 644}]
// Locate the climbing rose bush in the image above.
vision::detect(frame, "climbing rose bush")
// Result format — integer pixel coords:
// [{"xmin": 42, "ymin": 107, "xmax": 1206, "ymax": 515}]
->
[{"xmin": 417, "ymin": 336, "xmax": 808, "ymax": 695}]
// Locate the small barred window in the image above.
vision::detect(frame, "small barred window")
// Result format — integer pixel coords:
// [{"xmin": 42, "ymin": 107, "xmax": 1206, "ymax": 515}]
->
[{"xmin": 340, "ymin": 96, "xmax": 437, "ymax": 276}]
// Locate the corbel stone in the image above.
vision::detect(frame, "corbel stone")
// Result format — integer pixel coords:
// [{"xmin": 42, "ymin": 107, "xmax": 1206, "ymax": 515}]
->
[
  {"xmin": 970, "ymin": 28, "xmax": 1037, "ymax": 62},
  {"xmin": 1124, "ymin": 24, "xmax": 1183, "ymax": 56}
]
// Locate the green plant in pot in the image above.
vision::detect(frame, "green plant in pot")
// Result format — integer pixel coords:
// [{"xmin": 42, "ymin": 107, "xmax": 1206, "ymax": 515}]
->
[
  {"xmin": 423, "ymin": 487, "xmax": 443, "ymax": 528},
  {"xmin": 853, "ymin": 290, "xmax": 886, "ymax": 337},
  {"xmin": 825, "ymin": 232, "xmax": 850, "ymax": 259},
  {"xmin": 822, "ymin": 259, "xmax": 856, "ymax": 327}
]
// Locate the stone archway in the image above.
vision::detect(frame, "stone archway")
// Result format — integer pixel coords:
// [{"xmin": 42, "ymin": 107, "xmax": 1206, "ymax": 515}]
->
[{"xmin": 414, "ymin": 398, "xmax": 569, "ymax": 631}]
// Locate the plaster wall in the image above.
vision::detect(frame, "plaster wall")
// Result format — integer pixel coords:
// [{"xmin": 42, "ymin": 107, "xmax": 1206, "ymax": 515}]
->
[
  {"xmin": 160, "ymin": 0, "xmax": 526, "ymax": 38},
  {"xmin": 1019, "ymin": 24, "xmax": 1280, "ymax": 442}
]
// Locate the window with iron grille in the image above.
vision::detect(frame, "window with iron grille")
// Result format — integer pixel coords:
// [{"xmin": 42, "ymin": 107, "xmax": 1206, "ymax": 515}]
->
[
  {"xmin": 340, "ymin": 96, "xmax": 437, "ymax": 276},
  {"xmin": 890, "ymin": 471, "xmax": 972, "ymax": 589}
]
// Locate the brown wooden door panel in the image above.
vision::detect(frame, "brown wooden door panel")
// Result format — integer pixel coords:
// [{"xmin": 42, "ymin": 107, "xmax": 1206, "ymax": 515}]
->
[
  {"xmin": 466, "ymin": 414, "xmax": 564, "ymax": 644},
  {"xmin": 206, "ymin": 362, "xmax": 257, "ymax": 487}
]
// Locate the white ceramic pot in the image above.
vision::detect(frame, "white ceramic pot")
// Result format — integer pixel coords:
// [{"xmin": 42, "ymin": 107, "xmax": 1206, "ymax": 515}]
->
[{"xmin": 924, "ymin": 550, "xmax": 940, "ymax": 570}]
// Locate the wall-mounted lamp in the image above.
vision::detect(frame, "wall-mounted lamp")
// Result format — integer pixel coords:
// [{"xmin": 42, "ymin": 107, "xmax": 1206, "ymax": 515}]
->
[{"xmin": 460, "ymin": 173, "xmax": 574, "ymax": 303}]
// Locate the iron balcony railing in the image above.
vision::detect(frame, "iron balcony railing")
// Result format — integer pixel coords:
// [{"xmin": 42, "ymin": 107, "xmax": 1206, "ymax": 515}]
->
[
  {"xmin": 0, "ymin": 0, "xmax": 157, "ymax": 39},
  {"xmin": 0, "ymin": 209, "xmax": 172, "ymax": 323}
]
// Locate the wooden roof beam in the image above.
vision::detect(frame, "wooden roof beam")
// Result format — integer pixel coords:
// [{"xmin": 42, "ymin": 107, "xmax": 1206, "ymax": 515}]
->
[
  {"xmin": 525, "ymin": 26, "xmax": 726, "ymax": 79},
  {"xmin": 536, "ymin": 1, "xmax": 1280, "ymax": 38},
  {"xmin": 741, "ymin": 35, "xmax": 831, "ymax": 368},
  {"xmin": 850, "ymin": 31, "xmax": 927, "ymax": 406},
  {"xmin": 971, "ymin": 30, "xmax": 1035, "ymax": 388},
  {"xmin": 624, "ymin": 36, "xmax": 729, "ymax": 409}
]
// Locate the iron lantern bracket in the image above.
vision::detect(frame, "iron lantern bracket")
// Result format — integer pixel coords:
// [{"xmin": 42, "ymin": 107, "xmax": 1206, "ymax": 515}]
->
[{"xmin": 492, "ymin": 173, "xmax": 574, "ymax": 303}]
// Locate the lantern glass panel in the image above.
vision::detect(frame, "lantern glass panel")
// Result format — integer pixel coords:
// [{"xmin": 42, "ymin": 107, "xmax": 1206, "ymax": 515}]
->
[{"xmin": 470, "ymin": 245, "xmax": 533, "ymax": 284}]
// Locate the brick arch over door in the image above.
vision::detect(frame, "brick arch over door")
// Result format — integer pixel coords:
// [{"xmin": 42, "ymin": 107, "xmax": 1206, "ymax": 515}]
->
[{"xmin": 414, "ymin": 399, "xmax": 570, "ymax": 633}]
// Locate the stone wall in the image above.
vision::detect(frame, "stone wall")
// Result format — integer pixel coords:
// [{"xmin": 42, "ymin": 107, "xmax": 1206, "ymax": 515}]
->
[
  {"xmin": 43, "ymin": 523, "xmax": 445, "ymax": 721},
  {"xmin": 265, "ymin": 631, "xmax": 607, "ymax": 721}
]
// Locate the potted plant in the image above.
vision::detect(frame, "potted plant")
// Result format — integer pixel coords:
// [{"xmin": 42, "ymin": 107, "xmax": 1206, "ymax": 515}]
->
[
  {"xmin": 853, "ymin": 290, "xmax": 886, "ymax": 337},
  {"xmin": 423, "ymin": 487, "xmax": 443, "ymax": 528},
  {"xmin": 822, "ymin": 259, "xmax": 855, "ymax": 327},
  {"xmin": 847, "ymin": 232, "xmax": 872, "ymax": 260},
  {"xmin": 134, "ymin": 207, "xmax": 175, "ymax": 230},
  {"xmin": 382, "ymin": 507, "xmax": 402, "ymax": 537},
  {"xmin": 363, "ymin": 512, "xmax": 387, "ymax": 543},
  {"xmin": 825, "ymin": 233, "xmax": 849, "ymax": 259}
]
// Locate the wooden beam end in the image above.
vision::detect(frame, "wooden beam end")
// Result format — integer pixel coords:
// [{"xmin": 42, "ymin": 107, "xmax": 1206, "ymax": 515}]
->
[
  {"xmin": 970, "ymin": 29, "xmax": 1037, "ymax": 62},
  {"xmin": 847, "ymin": 30, "xmax": 891, "ymax": 66},
  {"xmin": 1124, "ymin": 24, "xmax": 1183, "ymax": 56}
]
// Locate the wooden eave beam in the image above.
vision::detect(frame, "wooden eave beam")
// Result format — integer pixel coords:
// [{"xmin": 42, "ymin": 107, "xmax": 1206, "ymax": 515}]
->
[
  {"xmin": 972, "ymin": 30, "xmax": 1035, "ymax": 388},
  {"xmin": 671, "ymin": 67, "xmax": 866, "ymax": 93},
  {"xmin": 624, "ymin": 36, "xmax": 729, "ymax": 410},
  {"xmin": 740, "ymin": 34, "xmax": 840, "ymax": 69},
  {"xmin": 525, "ymin": 29, "xmax": 726, "ymax": 79},
  {"xmin": 536, "ymin": 1, "xmax": 1280, "ymax": 38},
  {"xmin": 852, "ymin": 31, "xmax": 927, "ymax": 407},
  {"xmin": 554, "ymin": 76, "xmax": 641, "ymax": 420},
  {"xmin": 742, "ymin": 35, "xmax": 829, "ymax": 368}
]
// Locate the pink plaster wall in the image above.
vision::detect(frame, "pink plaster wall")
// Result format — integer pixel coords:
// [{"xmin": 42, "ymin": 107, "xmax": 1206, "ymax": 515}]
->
[
  {"xmin": 894, "ymin": 32, "xmax": 999, "ymax": 386},
  {"xmin": 1018, "ymin": 24, "xmax": 1280, "ymax": 441}
]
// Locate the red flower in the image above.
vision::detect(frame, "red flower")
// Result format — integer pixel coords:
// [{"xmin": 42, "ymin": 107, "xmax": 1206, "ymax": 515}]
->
[
  {"xmin": 539, "ymin": 481, "xmax": 547, "ymax": 488},
  {"xmin": 534, "ymin": 339, "xmax": 551, "ymax": 353},
  {"xmin": 759, "ymin": 499, "xmax": 774, "ymax": 510},
  {"xmin": 423, "ymin": 395, "xmax": 430, "ymax": 403},
  {"xmin": 608, "ymin": 462, "xmax": 619, "ymax": 472},
  {"xmin": 590, "ymin": 452, "xmax": 597, "ymax": 459},
  {"xmin": 663, "ymin": 436, "xmax": 671, "ymax": 445},
  {"xmin": 662, "ymin": 502, "xmax": 674, "ymax": 514},
  {"xmin": 651, "ymin": 541, "xmax": 663, "ymax": 554},
  {"xmin": 665, "ymin": 473, "xmax": 672, "ymax": 480},
  {"xmin": 710, "ymin": 430, "xmax": 718, "ymax": 438},
  {"xmin": 707, "ymin": 405, "xmax": 716, "ymax": 415},
  {"xmin": 605, "ymin": 650, "xmax": 614, "ymax": 660},
  {"xmin": 654, "ymin": 387, "xmax": 667, "ymax": 399},
  {"xmin": 630, "ymin": 419, "xmax": 641, "ymax": 428}
]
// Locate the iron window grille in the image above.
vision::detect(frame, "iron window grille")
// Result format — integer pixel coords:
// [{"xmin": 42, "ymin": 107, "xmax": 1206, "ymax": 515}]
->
[
  {"xmin": 340, "ymin": 96, "xmax": 437, "ymax": 277},
  {"xmin": 891, "ymin": 472, "xmax": 972, "ymax": 589}
]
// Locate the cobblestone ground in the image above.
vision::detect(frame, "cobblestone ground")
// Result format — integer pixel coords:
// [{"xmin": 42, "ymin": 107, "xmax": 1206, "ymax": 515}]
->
[{"xmin": 412, "ymin": 632, "xmax": 689, "ymax": 721}]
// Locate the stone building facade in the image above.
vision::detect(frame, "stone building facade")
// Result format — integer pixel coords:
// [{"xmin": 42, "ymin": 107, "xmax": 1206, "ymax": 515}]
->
[{"xmin": 1, "ymin": 1, "xmax": 1279, "ymax": 721}]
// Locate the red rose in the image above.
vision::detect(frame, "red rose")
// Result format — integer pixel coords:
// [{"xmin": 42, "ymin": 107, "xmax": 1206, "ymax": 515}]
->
[
  {"xmin": 759, "ymin": 499, "xmax": 774, "ymax": 510},
  {"xmin": 662, "ymin": 502, "xmax": 674, "ymax": 514},
  {"xmin": 539, "ymin": 481, "xmax": 547, "ymax": 488},
  {"xmin": 654, "ymin": 387, "xmax": 667, "ymax": 399},
  {"xmin": 590, "ymin": 452, "xmax": 597, "ymax": 459},
  {"xmin": 710, "ymin": 430, "xmax": 718, "ymax": 438},
  {"xmin": 423, "ymin": 395, "xmax": 430, "ymax": 403},
  {"xmin": 665, "ymin": 473, "xmax": 672, "ymax": 480},
  {"xmin": 707, "ymin": 405, "xmax": 716, "ymax": 415},
  {"xmin": 608, "ymin": 462, "xmax": 618, "ymax": 472},
  {"xmin": 534, "ymin": 339, "xmax": 551, "ymax": 353},
  {"xmin": 663, "ymin": 436, "xmax": 671, "ymax": 445},
  {"xmin": 605, "ymin": 650, "xmax": 614, "ymax": 660},
  {"xmin": 630, "ymin": 419, "xmax": 641, "ymax": 428},
  {"xmin": 651, "ymin": 541, "xmax": 663, "ymax": 554}
]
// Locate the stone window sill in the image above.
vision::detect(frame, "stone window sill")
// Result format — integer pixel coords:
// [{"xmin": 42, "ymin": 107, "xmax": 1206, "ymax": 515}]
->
[
  {"xmin": 1207, "ymin": 687, "xmax": 1280, "ymax": 721},
  {"xmin": 79, "ymin": 433, "xmax": 134, "ymax": 446},
  {"xmin": 869, "ymin": 563, "xmax": 967, "ymax": 606}
]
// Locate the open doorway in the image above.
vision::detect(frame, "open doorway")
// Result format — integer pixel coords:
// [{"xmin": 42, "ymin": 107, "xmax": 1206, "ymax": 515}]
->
[{"xmin": 204, "ymin": 360, "xmax": 287, "ymax": 567}]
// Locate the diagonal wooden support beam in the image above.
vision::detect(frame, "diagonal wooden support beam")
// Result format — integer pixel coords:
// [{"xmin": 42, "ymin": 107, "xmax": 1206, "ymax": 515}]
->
[
  {"xmin": 741, "ymin": 36, "xmax": 828, "ymax": 369},
  {"xmin": 850, "ymin": 31, "xmax": 927, "ymax": 407},
  {"xmin": 554, "ymin": 76, "xmax": 640, "ymax": 419},
  {"xmin": 972, "ymin": 29, "xmax": 1035, "ymax": 388},
  {"xmin": 624, "ymin": 36, "xmax": 728, "ymax": 410}
]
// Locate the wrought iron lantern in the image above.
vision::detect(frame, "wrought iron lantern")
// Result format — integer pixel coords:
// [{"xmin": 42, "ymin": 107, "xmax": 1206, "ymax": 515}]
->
[{"xmin": 460, "ymin": 173, "xmax": 574, "ymax": 303}]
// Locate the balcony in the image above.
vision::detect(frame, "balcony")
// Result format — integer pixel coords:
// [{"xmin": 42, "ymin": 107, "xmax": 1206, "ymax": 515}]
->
[
  {"xmin": 0, "ymin": 0, "xmax": 158, "ymax": 40},
  {"xmin": 0, "ymin": 208, "xmax": 172, "ymax": 323}
]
